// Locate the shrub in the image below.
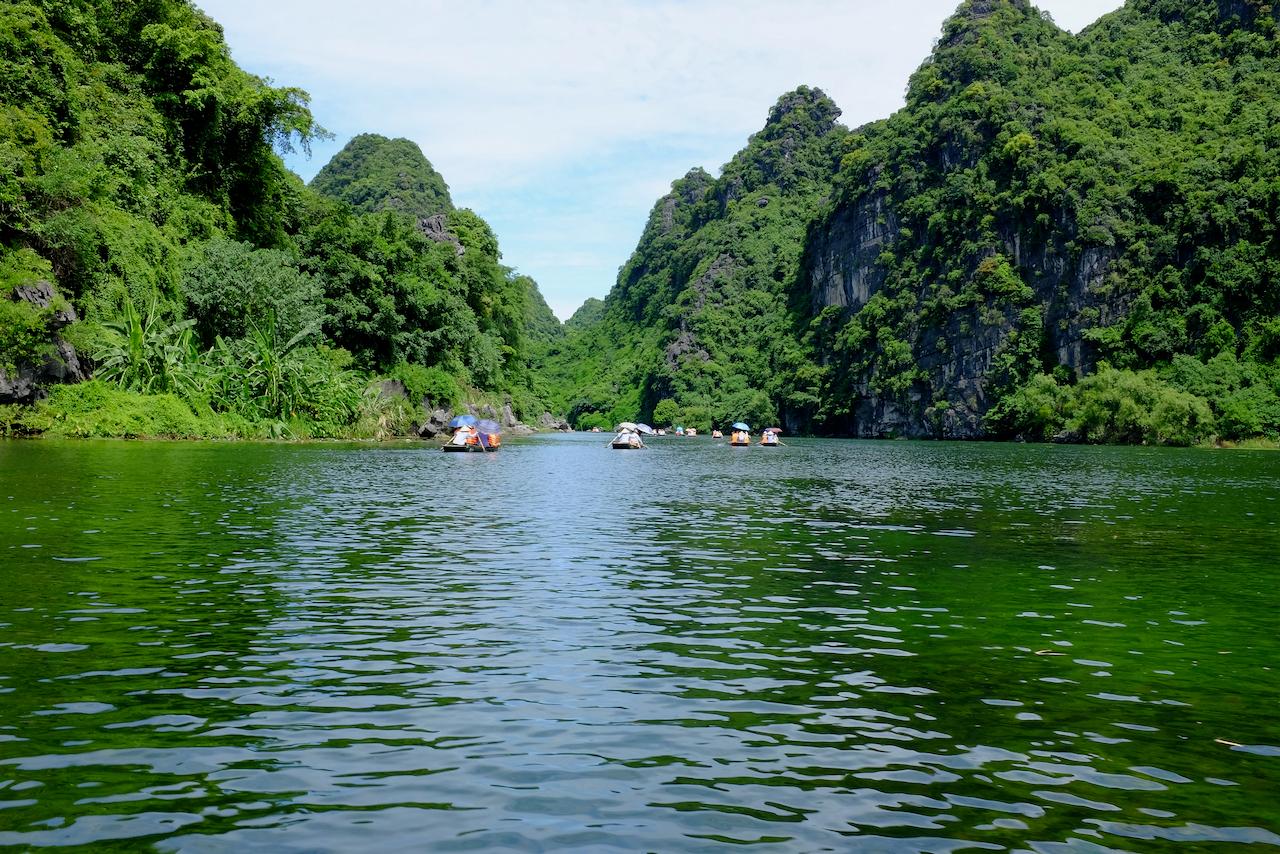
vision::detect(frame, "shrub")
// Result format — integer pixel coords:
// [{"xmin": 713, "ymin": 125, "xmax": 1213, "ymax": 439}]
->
[
  {"xmin": 0, "ymin": 297, "xmax": 50, "ymax": 373},
  {"xmin": 1068, "ymin": 366, "xmax": 1215, "ymax": 446},
  {"xmin": 652, "ymin": 397, "xmax": 679, "ymax": 426},
  {"xmin": 388, "ymin": 362, "xmax": 461, "ymax": 408},
  {"xmin": 985, "ymin": 372, "xmax": 1068, "ymax": 440},
  {"xmin": 19, "ymin": 380, "xmax": 228, "ymax": 438},
  {"xmin": 181, "ymin": 238, "xmax": 323, "ymax": 346},
  {"xmin": 576, "ymin": 411, "xmax": 611, "ymax": 431}
]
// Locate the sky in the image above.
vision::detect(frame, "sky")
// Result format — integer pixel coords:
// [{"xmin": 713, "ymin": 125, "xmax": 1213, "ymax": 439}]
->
[{"xmin": 199, "ymin": 0, "xmax": 1126, "ymax": 320}]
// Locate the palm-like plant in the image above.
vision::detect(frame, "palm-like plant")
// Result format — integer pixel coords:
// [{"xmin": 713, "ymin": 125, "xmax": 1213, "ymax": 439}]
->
[
  {"xmin": 96, "ymin": 300, "xmax": 199, "ymax": 395},
  {"xmin": 244, "ymin": 313, "xmax": 319, "ymax": 419}
]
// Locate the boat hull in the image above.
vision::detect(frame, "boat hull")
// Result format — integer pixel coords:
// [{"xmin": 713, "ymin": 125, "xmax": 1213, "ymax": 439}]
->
[
  {"xmin": 442, "ymin": 444, "xmax": 496, "ymax": 452},
  {"xmin": 611, "ymin": 443, "xmax": 644, "ymax": 449},
  {"xmin": 729, "ymin": 441, "xmax": 750, "ymax": 447}
]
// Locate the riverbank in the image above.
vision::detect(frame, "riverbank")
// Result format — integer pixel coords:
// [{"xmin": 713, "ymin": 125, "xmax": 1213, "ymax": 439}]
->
[
  {"xmin": 3, "ymin": 380, "xmax": 1276, "ymax": 449},
  {"xmin": 0, "ymin": 380, "xmax": 564, "ymax": 442}
]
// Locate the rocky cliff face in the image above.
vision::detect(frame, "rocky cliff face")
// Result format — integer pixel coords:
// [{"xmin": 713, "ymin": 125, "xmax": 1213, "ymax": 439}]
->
[
  {"xmin": 543, "ymin": 1, "xmax": 1279, "ymax": 437},
  {"xmin": 805, "ymin": 200, "xmax": 1133, "ymax": 438},
  {"xmin": 0, "ymin": 282, "xmax": 88, "ymax": 405},
  {"xmin": 805, "ymin": 187, "xmax": 896, "ymax": 314},
  {"xmin": 796, "ymin": 0, "xmax": 1280, "ymax": 439}
]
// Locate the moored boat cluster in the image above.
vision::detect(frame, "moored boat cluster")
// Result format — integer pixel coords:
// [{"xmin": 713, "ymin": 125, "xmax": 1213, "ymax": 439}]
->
[{"xmin": 440, "ymin": 418, "xmax": 784, "ymax": 452}]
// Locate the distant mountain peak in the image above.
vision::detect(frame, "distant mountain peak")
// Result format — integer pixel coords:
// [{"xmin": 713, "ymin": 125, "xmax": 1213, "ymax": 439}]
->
[
  {"xmin": 310, "ymin": 133, "xmax": 454, "ymax": 220},
  {"xmin": 761, "ymin": 86, "xmax": 842, "ymax": 139}
]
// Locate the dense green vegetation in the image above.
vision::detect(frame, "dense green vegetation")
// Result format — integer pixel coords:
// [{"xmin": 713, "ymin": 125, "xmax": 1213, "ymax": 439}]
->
[
  {"xmin": 810, "ymin": 0, "xmax": 1280, "ymax": 443},
  {"xmin": 309, "ymin": 133, "xmax": 453, "ymax": 220},
  {"xmin": 0, "ymin": 0, "xmax": 556, "ymax": 438},
  {"xmin": 541, "ymin": 0, "xmax": 1280, "ymax": 445},
  {"xmin": 4, "ymin": 0, "xmax": 1278, "ymax": 446},
  {"xmin": 535, "ymin": 87, "xmax": 845, "ymax": 433}
]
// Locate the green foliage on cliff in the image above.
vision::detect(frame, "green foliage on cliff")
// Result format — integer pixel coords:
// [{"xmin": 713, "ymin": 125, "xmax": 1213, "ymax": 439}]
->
[
  {"xmin": 547, "ymin": 0, "xmax": 1280, "ymax": 444},
  {"xmin": 537, "ymin": 87, "xmax": 846, "ymax": 430},
  {"xmin": 814, "ymin": 0, "xmax": 1280, "ymax": 441},
  {"xmin": 309, "ymin": 133, "xmax": 454, "ymax": 220},
  {"xmin": 0, "ymin": 0, "xmax": 559, "ymax": 435}
]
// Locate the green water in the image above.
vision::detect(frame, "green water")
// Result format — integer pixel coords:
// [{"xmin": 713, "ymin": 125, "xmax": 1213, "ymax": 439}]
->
[{"xmin": 0, "ymin": 435, "xmax": 1278, "ymax": 851}]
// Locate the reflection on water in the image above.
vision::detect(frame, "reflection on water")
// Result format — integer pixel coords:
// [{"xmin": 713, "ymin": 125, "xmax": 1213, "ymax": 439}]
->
[{"xmin": 1, "ymin": 435, "xmax": 1278, "ymax": 851}]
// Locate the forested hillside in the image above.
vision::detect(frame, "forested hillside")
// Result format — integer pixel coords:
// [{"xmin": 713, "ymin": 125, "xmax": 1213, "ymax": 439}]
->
[
  {"xmin": 808, "ymin": 0, "xmax": 1280, "ymax": 443},
  {"xmin": 536, "ymin": 87, "xmax": 846, "ymax": 431},
  {"xmin": 5, "ymin": 0, "xmax": 1278, "ymax": 445},
  {"xmin": 543, "ymin": 0, "xmax": 1280, "ymax": 445},
  {"xmin": 0, "ymin": 0, "xmax": 556, "ymax": 437}
]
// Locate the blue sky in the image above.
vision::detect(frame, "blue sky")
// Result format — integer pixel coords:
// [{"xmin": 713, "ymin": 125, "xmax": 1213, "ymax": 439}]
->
[{"xmin": 199, "ymin": 0, "xmax": 1125, "ymax": 320}]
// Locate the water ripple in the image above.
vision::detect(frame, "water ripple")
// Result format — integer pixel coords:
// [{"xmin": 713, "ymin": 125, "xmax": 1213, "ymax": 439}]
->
[{"xmin": 1, "ymin": 435, "xmax": 1278, "ymax": 850}]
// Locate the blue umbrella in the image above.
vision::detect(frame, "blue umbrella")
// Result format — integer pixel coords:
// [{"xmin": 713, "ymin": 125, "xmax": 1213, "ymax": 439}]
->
[
  {"xmin": 449, "ymin": 414, "xmax": 478, "ymax": 428},
  {"xmin": 635, "ymin": 423, "xmax": 655, "ymax": 435},
  {"xmin": 732, "ymin": 422, "xmax": 750, "ymax": 431},
  {"xmin": 476, "ymin": 419, "xmax": 501, "ymax": 434}
]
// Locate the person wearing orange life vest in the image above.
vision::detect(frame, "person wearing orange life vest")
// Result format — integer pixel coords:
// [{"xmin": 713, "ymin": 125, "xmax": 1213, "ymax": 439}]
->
[{"xmin": 464, "ymin": 426, "xmax": 480, "ymax": 446}]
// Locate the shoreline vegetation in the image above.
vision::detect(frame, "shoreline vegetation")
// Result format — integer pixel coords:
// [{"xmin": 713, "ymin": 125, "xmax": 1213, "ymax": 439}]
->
[
  {"xmin": 2, "ymin": 379, "xmax": 423, "ymax": 442},
  {"xmin": 2, "ymin": 1, "xmax": 1279, "ymax": 449},
  {"xmin": 2, "ymin": 380, "xmax": 1275, "ymax": 450}
]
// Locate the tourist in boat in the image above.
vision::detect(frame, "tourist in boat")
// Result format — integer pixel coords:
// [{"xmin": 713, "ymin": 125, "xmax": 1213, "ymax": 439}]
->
[
  {"xmin": 711, "ymin": 429, "xmax": 723, "ymax": 439},
  {"xmin": 477, "ymin": 418, "xmax": 502, "ymax": 450},
  {"xmin": 611, "ymin": 424, "xmax": 646, "ymax": 449},
  {"xmin": 443, "ymin": 414, "xmax": 490, "ymax": 452},
  {"xmin": 760, "ymin": 429, "xmax": 779, "ymax": 446}
]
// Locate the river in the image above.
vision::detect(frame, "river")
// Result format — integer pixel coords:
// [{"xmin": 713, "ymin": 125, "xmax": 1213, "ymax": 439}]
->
[{"xmin": 1, "ymin": 434, "xmax": 1278, "ymax": 851}]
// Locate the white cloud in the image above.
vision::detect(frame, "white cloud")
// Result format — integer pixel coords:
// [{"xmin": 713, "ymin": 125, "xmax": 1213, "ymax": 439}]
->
[{"xmin": 200, "ymin": 0, "xmax": 1126, "ymax": 319}]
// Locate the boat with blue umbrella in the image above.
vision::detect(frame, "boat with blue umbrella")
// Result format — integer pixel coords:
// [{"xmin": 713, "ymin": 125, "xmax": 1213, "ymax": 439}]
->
[
  {"xmin": 443, "ymin": 414, "xmax": 497, "ymax": 452},
  {"xmin": 476, "ymin": 419, "xmax": 502, "ymax": 450},
  {"xmin": 729, "ymin": 422, "xmax": 751, "ymax": 446}
]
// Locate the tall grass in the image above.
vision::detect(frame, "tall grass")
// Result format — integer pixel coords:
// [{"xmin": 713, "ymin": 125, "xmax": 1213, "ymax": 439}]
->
[{"xmin": 87, "ymin": 303, "xmax": 379, "ymax": 437}]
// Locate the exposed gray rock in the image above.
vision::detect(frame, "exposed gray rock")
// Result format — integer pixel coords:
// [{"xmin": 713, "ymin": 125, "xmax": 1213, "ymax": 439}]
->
[
  {"xmin": 376, "ymin": 379, "xmax": 407, "ymax": 401},
  {"xmin": 415, "ymin": 402, "xmax": 544, "ymax": 438},
  {"xmin": 417, "ymin": 214, "xmax": 465, "ymax": 256},
  {"xmin": 13, "ymin": 281, "xmax": 78, "ymax": 326},
  {"xmin": 805, "ymin": 187, "xmax": 896, "ymax": 314},
  {"xmin": 537, "ymin": 412, "xmax": 571, "ymax": 431},
  {"xmin": 1, "ymin": 281, "xmax": 87, "ymax": 405},
  {"xmin": 805, "ymin": 192, "xmax": 1125, "ymax": 439},
  {"xmin": 416, "ymin": 406, "xmax": 453, "ymax": 439}
]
